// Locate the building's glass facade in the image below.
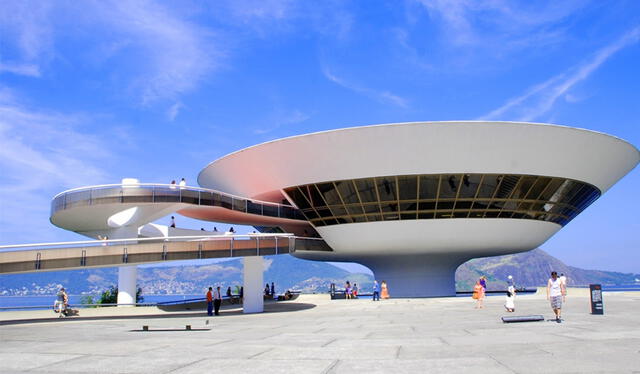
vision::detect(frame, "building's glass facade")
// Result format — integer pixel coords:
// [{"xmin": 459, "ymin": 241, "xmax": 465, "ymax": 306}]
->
[{"xmin": 283, "ymin": 174, "xmax": 600, "ymax": 227}]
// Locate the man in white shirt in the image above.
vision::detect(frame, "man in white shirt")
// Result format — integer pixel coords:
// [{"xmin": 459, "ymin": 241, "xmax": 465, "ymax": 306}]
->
[
  {"xmin": 547, "ymin": 271, "xmax": 566, "ymax": 323},
  {"xmin": 213, "ymin": 286, "xmax": 222, "ymax": 316},
  {"xmin": 179, "ymin": 178, "xmax": 186, "ymax": 187}
]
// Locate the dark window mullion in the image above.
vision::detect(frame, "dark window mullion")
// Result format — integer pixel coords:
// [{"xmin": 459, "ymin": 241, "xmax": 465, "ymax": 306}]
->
[
  {"xmin": 503, "ymin": 176, "xmax": 534, "ymax": 217},
  {"xmin": 372, "ymin": 177, "xmax": 383, "ymax": 215},
  {"xmin": 297, "ymin": 186, "xmax": 323, "ymax": 223},
  {"xmin": 415, "ymin": 174, "xmax": 420, "ymax": 219},
  {"xmin": 484, "ymin": 175, "xmax": 506, "ymax": 217},
  {"xmin": 467, "ymin": 174, "xmax": 485, "ymax": 218},
  {"xmin": 332, "ymin": 181, "xmax": 352, "ymax": 223},
  {"xmin": 451, "ymin": 173, "xmax": 464, "ymax": 212},
  {"xmin": 434, "ymin": 175, "xmax": 442, "ymax": 217},
  {"xmin": 312, "ymin": 184, "xmax": 338, "ymax": 220},
  {"xmin": 351, "ymin": 180, "xmax": 368, "ymax": 222}
]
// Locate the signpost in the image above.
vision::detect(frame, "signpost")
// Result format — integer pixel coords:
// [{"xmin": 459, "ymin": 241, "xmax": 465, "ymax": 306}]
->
[{"xmin": 589, "ymin": 284, "xmax": 604, "ymax": 315}]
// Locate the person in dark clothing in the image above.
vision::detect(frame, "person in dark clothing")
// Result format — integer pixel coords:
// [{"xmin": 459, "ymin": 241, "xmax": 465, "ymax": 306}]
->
[
  {"xmin": 226, "ymin": 286, "xmax": 233, "ymax": 304},
  {"xmin": 213, "ymin": 286, "xmax": 222, "ymax": 315},
  {"xmin": 270, "ymin": 282, "xmax": 275, "ymax": 297}
]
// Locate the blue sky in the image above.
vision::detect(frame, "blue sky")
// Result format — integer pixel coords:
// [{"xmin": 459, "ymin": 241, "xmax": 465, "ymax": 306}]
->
[{"xmin": 1, "ymin": 0, "xmax": 639, "ymax": 273}]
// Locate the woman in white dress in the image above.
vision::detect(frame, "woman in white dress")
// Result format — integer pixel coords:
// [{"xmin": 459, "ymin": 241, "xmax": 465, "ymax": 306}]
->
[{"xmin": 505, "ymin": 285, "xmax": 516, "ymax": 312}]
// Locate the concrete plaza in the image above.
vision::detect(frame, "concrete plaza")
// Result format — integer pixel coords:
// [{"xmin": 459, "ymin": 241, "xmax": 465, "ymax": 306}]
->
[{"xmin": 1, "ymin": 290, "xmax": 639, "ymax": 373}]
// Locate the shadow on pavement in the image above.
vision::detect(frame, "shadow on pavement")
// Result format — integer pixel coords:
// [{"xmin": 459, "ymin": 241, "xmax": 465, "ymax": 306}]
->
[{"xmin": 0, "ymin": 301, "xmax": 316, "ymax": 326}]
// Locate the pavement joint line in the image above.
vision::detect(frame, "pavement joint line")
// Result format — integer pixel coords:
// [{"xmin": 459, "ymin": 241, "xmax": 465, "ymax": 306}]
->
[
  {"xmin": 26, "ymin": 352, "xmax": 89, "ymax": 371},
  {"xmin": 203, "ymin": 338, "xmax": 234, "ymax": 347},
  {"xmin": 395, "ymin": 346, "xmax": 402, "ymax": 359},
  {"xmin": 164, "ymin": 357, "xmax": 208, "ymax": 374},
  {"xmin": 487, "ymin": 353, "xmax": 518, "ymax": 374},
  {"xmin": 320, "ymin": 337, "xmax": 338, "ymax": 347},
  {"xmin": 321, "ymin": 359, "xmax": 340, "ymax": 374},
  {"xmin": 247, "ymin": 347, "xmax": 274, "ymax": 360}
]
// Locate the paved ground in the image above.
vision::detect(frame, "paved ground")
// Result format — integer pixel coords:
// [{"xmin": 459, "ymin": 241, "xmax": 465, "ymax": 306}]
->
[{"xmin": 1, "ymin": 290, "xmax": 639, "ymax": 373}]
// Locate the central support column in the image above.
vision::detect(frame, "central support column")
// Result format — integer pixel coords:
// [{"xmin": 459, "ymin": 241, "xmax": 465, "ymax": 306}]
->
[
  {"xmin": 360, "ymin": 254, "xmax": 467, "ymax": 298},
  {"xmin": 243, "ymin": 256, "xmax": 264, "ymax": 313},
  {"xmin": 117, "ymin": 265, "xmax": 137, "ymax": 306},
  {"xmin": 106, "ymin": 226, "xmax": 139, "ymax": 307}
]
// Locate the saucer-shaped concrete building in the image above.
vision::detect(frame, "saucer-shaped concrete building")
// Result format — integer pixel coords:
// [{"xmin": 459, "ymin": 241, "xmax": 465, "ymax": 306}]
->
[
  {"xmin": 45, "ymin": 121, "xmax": 639, "ymax": 300},
  {"xmin": 198, "ymin": 121, "xmax": 639, "ymax": 297}
]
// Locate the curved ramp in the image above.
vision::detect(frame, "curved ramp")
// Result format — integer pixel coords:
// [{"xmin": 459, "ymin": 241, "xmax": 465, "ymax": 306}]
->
[{"xmin": 50, "ymin": 183, "xmax": 311, "ymax": 234}]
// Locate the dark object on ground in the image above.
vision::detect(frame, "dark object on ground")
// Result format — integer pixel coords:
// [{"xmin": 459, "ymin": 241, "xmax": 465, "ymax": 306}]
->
[
  {"xmin": 143, "ymin": 325, "xmax": 149, "ymax": 331},
  {"xmin": 501, "ymin": 315, "xmax": 544, "ymax": 323}
]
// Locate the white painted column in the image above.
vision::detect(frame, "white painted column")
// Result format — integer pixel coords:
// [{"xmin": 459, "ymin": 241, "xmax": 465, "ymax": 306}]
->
[
  {"xmin": 117, "ymin": 265, "xmax": 137, "ymax": 306},
  {"xmin": 107, "ymin": 225, "xmax": 139, "ymax": 307},
  {"xmin": 243, "ymin": 256, "xmax": 264, "ymax": 313}
]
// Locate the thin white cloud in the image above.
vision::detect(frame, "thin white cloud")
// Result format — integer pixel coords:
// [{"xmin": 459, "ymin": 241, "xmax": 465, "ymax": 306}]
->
[
  {"xmin": 482, "ymin": 26, "xmax": 640, "ymax": 121},
  {"xmin": 0, "ymin": 93, "xmax": 118, "ymax": 244},
  {"xmin": 94, "ymin": 0, "xmax": 222, "ymax": 104},
  {"xmin": 253, "ymin": 109, "xmax": 311, "ymax": 135},
  {"xmin": 0, "ymin": 0, "xmax": 221, "ymax": 104},
  {"xmin": 413, "ymin": 0, "xmax": 584, "ymax": 51},
  {"xmin": 0, "ymin": 1, "xmax": 54, "ymax": 64},
  {"xmin": 322, "ymin": 66, "xmax": 408, "ymax": 108},
  {"xmin": 167, "ymin": 102, "xmax": 184, "ymax": 122},
  {"xmin": 0, "ymin": 63, "xmax": 41, "ymax": 77}
]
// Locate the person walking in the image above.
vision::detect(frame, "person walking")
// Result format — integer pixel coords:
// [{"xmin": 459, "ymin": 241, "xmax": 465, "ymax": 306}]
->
[
  {"xmin": 206, "ymin": 287, "xmax": 213, "ymax": 316},
  {"xmin": 352, "ymin": 283, "xmax": 358, "ymax": 298},
  {"xmin": 54, "ymin": 287, "xmax": 68, "ymax": 317},
  {"xmin": 270, "ymin": 282, "xmax": 275, "ymax": 298},
  {"xmin": 505, "ymin": 284, "xmax": 516, "ymax": 312},
  {"xmin": 473, "ymin": 279, "xmax": 485, "ymax": 309},
  {"xmin": 170, "ymin": 216, "xmax": 176, "ymax": 228},
  {"xmin": 213, "ymin": 286, "xmax": 222, "ymax": 316},
  {"xmin": 372, "ymin": 280, "xmax": 380, "ymax": 301},
  {"xmin": 345, "ymin": 281, "xmax": 352, "ymax": 299},
  {"xmin": 380, "ymin": 281, "xmax": 390, "ymax": 299},
  {"xmin": 547, "ymin": 271, "xmax": 566, "ymax": 323}
]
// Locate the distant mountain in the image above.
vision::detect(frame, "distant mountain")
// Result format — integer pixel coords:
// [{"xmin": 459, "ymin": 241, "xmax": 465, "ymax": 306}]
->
[
  {"xmin": 456, "ymin": 248, "xmax": 640, "ymax": 291},
  {"xmin": 1, "ymin": 250, "xmax": 637, "ymax": 296},
  {"xmin": 0, "ymin": 255, "xmax": 372, "ymax": 296}
]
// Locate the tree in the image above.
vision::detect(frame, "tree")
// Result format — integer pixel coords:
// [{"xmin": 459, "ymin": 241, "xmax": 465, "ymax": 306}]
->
[{"xmin": 98, "ymin": 285, "xmax": 144, "ymax": 304}]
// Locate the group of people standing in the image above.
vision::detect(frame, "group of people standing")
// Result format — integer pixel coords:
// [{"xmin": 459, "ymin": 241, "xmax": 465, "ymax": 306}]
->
[
  {"xmin": 472, "ymin": 271, "xmax": 568, "ymax": 322},
  {"xmin": 206, "ymin": 285, "xmax": 244, "ymax": 316},
  {"xmin": 371, "ymin": 280, "xmax": 389, "ymax": 301},
  {"xmin": 264, "ymin": 282, "xmax": 275, "ymax": 297}
]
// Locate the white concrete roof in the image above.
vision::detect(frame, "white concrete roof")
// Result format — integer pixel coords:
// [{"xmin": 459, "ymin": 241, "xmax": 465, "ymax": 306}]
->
[{"xmin": 198, "ymin": 121, "xmax": 640, "ymax": 202}]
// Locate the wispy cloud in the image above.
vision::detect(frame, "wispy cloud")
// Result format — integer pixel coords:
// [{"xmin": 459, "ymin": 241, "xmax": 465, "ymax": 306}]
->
[
  {"xmin": 0, "ymin": 0, "xmax": 221, "ymax": 104},
  {"xmin": 322, "ymin": 66, "xmax": 408, "ymax": 108},
  {"xmin": 413, "ymin": 0, "xmax": 584, "ymax": 53},
  {"xmin": 0, "ymin": 92, "xmax": 118, "ymax": 243},
  {"xmin": 0, "ymin": 62, "xmax": 41, "ymax": 77},
  {"xmin": 481, "ymin": 26, "xmax": 640, "ymax": 121},
  {"xmin": 167, "ymin": 102, "xmax": 184, "ymax": 122},
  {"xmin": 253, "ymin": 109, "xmax": 310, "ymax": 135},
  {"xmin": 94, "ymin": 0, "xmax": 222, "ymax": 104}
]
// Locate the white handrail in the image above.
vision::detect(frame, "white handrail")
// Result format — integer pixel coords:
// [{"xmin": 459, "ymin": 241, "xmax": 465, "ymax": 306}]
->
[
  {"xmin": 0, "ymin": 234, "xmax": 295, "ymax": 251},
  {"xmin": 52, "ymin": 183, "xmax": 289, "ymax": 208}
]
